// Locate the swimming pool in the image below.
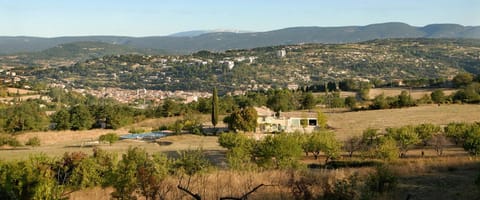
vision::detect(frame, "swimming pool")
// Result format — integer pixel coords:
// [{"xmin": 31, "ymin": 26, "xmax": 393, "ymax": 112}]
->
[{"xmin": 120, "ymin": 132, "xmax": 167, "ymax": 140}]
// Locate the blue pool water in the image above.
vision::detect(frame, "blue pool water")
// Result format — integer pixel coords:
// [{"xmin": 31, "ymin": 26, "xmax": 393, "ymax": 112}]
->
[{"xmin": 120, "ymin": 132, "xmax": 167, "ymax": 140}]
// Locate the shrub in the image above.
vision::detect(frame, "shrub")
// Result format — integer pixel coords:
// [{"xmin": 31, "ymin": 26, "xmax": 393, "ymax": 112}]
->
[
  {"xmin": 462, "ymin": 125, "xmax": 480, "ymax": 155},
  {"xmin": 0, "ymin": 134, "xmax": 22, "ymax": 147},
  {"xmin": 174, "ymin": 149, "xmax": 211, "ymax": 176},
  {"xmin": 218, "ymin": 132, "xmax": 253, "ymax": 150},
  {"xmin": 386, "ymin": 126, "xmax": 420, "ymax": 157},
  {"xmin": 375, "ymin": 137, "xmax": 399, "ymax": 161},
  {"xmin": 254, "ymin": 133, "xmax": 304, "ymax": 169},
  {"xmin": 219, "ymin": 132, "xmax": 256, "ymax": 170},
  {"xmin": 25, "ymin": 136, "xmax": 41, "ymax": 147},
  {"xmin": 324, "ymin": 173, "xmax": 362, "ymax": 200},
  {"xmin": 364, "ymin": 165, "xmax": 397, "ymax": 197},
  {"xmin": 99, "ymin": 133, "xmax": 120, "ymax": 146},
  {"xmin": 0, "ymin": 155, "xmax": 64, "ymax": 199}
]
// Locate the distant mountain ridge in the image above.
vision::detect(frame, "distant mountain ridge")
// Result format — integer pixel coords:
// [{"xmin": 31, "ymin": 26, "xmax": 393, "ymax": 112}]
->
[
  {"xmin": 1, "ymin": 22, "xmax": 479, "ymax": 55},
  {"xmin": 26, "ymin": 41, "xmax": 163, "ymax": 61},
  {"xmin": 168, "ymin": 29, "xmax": 251, "ymax": 37}
]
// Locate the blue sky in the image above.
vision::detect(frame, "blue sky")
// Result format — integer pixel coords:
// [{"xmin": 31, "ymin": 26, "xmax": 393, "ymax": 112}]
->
[{"xmin": 0, "ymin": 0, "xmax": 478, "ymax": 37}]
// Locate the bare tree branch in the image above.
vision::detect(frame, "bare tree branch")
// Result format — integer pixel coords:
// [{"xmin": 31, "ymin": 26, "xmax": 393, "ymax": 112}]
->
[
  {"xmin": 177, "ymin": 185, "xmax": 202, "ymax": 200},
  {"xmin": 219, "ymin": 184, "xmax": 267, "ymax": 200}
]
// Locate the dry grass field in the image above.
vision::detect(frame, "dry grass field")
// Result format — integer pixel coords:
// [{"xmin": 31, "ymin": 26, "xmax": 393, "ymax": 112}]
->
[
  {"xmin": 368, "ymin": 88, "xmax": 457, "ymax": 100},
  {"xmin": 315, "ymin": 88, "xmax": 457, "ymax": 100},
  {"xmin": 65, "ymin": 156, "xmax": 480, "ymax": 200},
  {"xmin": 6, "ymin": 87, "xmax": 34, "ymax": 95},
  {"xmin": 327, "ymin": 104, "xmax": 480, "ymax": 140}
]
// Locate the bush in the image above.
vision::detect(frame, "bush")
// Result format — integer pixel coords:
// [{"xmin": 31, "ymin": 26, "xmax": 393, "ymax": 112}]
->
[
  {"xmin": 111, "ymin": 147, "xmax": 172, "ymax": 200},
  {"xmin": 375, "ymin": 137, "xmax": 399, "ymax": 161},
  {"xmin": 0, "ymin": 155, "xmax": 64, "ymax": 199},
  {"xmin": 462, "ymin": 125, "xmax": 480, "ymax": 155},
  {"xmin": 25, "ymin": 136, "xmax": 41, "ymax": 147},
  {"xmin": 174, "ymin": 149, "xmax": 211, "ymax": 176},
  {"xmin": 324, "ymin": 173, "xmax": 362, "ymax": 200},
  {"xmin": 364, "ymin": 165, "xmax": 397, "ymax": 197},
  {"xmin": 0, "ymin": 134, "xmax": 22, "ymax": 147},
  {"xmin": 99, "ymin": 133, "xmax": 120, "ymax": 145},
  {"xmin": 254, "ymin": 133, "xmax": 304, "ymax": 169},
  {"xmin": 219, "ymin": 132, "xmax": 256, "ymax": 170}
]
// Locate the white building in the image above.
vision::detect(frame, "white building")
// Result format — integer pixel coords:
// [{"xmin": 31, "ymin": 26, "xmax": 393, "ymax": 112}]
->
[
  {"xmin": 276, "ymin": 49, "xmax": 286, "ymax": 57},
  {"xmin": 225, "ymin": 61, "xmax": 235, "ymax": 70},
  {"xmin": 255, "ymin": 107, "xmax": 319, "ymax": 133}
]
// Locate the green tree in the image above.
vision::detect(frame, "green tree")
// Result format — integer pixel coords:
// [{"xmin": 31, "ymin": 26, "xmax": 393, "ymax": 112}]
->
[
  {"xmin": 304, "ymin": 131, "xmax": 342, "ymax": 163},
  {"xmin": 396, "ymin": 91, "xmax": 414, "ymax": 107},
  {"xmin": 111, "ymin": 147, "xmax": 172, "ymax": 199},
  {"xmin": 463, "ymin": 125, "xmax": 480, "ymax": 155},
  {"xmin": 370, "ymin": 94, "xmax": 389, "ymax": 109},
  {"xmin": 69, "ymin": 104, "xmax": 94, "ymax": 131},
  {"xmin": 69, "ymin": 152, "xmax": 113, "ymax": 190},
  {"xmin": 175, "ymin": 149, "xmax": 211, "ymax": 176},
  {"xmin": 0, "ymin": 155, "xmax": 64, "ymax": 200},
  {"xmin": 136, "ymin": 153, "xmax": 172, "ymax": 200},
  {"xmin": 51, "ymin": 108, "xmax": 71, "ymax": 130},
  {"xmin": 211, "ymin": 87, "xmax": 219, "ymax": 128},
  {"xmin": 452, "ymin": 72, "xmax": 474, "ymax": 88},
  {"xmin": 374, "ymin": 137, "xmax": 399, "ymax": 161},
  {"xmin": 111, "ymin": 147, "xmax": 148, "ymax": 200},
  {"xmin": 359, "ymin": 87, "xmax": 370, "ymax": 101},
  {"xmin": 225, "ymin": 107, "xmax": 258, "ymax": 132},
  {"xmin": 266, "ymin": 89, "xmax": 295, "ymax": 113},
  {"xmin": 5, "ymin": 101, "xmax": 49, "ymax": 133},
  {"xmin": 415, "ymin": 123, "xmax": 441, "ymax": 146},
  {"xmin": 218, "ymin": 132, "xmax": 253, "ymax": 150},
  {"xmin": 316, "ymin": 109, "xmax": 328, "ymax": 130},
  {"xmin": 386, "ymin": 126, "xmax": 420, "ymax": 158},
  {"xmin": 99, "ymin": 133, "xmax": 120, "ymax": 146},
  {"xmin": 430, "ymin": 89, "xmax": 446, "ymax": 104},
  {"xmin": 301, "ymin": 92, "xmax": 316, "ymax": 110},
  {"xmin": 300, "ymin": 118, "xmax": 308, "ymax": 133},
  {"xmin": 362, "ymin": 128, "xmax": 379, "ymax": 146},
  {"xmin": 218, "ymin": 132, "xmax": 255, "ymax": 170},
  {"xmin": 161, "ymin": 99, "xmax": 180, "ymax": 117},
  {"xmin": 171, "ymin": 119, "xmax": 185, "ymax": 135},
  {"xmin": 254, "ymin": 134, "xmax": 303, "ymax": 169},
  {"xmin": 344, "ymin": 96, "xmax": 357, "ymax": 110},
  {"xmin": 365, "ymin": 165, "xmax": 398, "ymax": 195},
  {"xmin": 444, "ymin": 122, "xmax": 470, "ymax": 145}
]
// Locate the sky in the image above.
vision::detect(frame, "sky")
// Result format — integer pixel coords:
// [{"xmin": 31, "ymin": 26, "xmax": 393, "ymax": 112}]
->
[{"xmin": 0, "ymin": 0, "xmax": 479, "ymax": 37}]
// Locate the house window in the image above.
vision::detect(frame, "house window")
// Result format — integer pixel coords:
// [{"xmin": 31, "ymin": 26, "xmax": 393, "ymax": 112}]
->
[{"xmin": 308, "ymin": 119, "xmax": 317, "ymax": 126}]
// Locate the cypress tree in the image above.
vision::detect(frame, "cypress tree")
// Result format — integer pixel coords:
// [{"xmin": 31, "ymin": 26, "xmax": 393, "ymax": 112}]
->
[{"xmin": 211, "ymin": 87, "xmax": 219, "ymax": 128}]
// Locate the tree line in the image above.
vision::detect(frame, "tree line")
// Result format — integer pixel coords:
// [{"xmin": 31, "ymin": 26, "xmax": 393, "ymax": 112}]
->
[{"xmin": 219, "ymin": 121, "xmax": 480, "ymax": 170}]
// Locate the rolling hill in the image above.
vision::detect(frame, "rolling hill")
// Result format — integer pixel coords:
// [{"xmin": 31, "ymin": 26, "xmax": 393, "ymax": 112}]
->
[{"xmin": 1, "ymin": 22, "xmax": 479, "ymax": 55}]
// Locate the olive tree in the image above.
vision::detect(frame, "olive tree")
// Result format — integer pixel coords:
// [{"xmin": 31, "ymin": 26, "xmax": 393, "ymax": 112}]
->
[
  {"xmin": 254, "ymin": 134, "xmax": 303, "ymax": 169},
  {"xmin": 386, "ymin": 126, "xmax": 420, "ymax": 158},
  {"xmin": 415, "ymin": 123, "xmax": 441, "ymax": 146},
  {"xmin": 304, "ymin": 131, "xmax": 342, "ymax": 163}
]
